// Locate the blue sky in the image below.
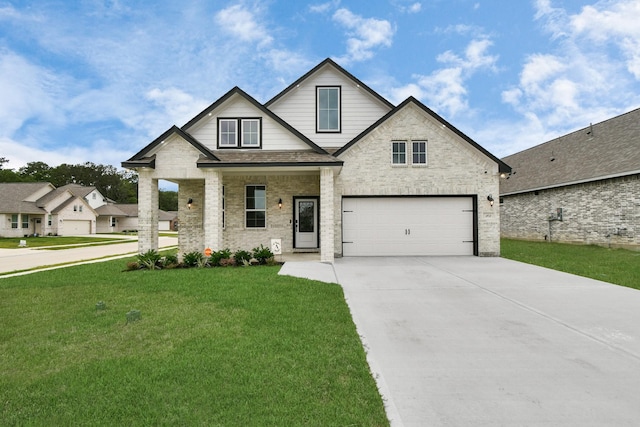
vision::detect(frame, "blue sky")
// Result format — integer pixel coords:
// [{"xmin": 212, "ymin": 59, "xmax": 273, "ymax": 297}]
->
[{"xmin": 1, "ymin": 0, "xmax": 639, "ymax": 172}]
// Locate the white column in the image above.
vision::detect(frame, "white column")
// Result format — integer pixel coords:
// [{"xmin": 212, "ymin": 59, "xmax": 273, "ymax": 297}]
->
[
  {"xmin": 320, "ymin": 167, "xmax": 335, "ymax": 263},
  {"xmin": 204, "ymin": 170, "xmax": 223, "ymax": 251},
  {"xmin": 138, "ymin": 170, "xmax": 159, "ymax": 253}
]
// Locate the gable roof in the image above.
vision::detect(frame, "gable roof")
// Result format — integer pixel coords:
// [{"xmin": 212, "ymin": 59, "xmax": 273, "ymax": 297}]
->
[
  {"xmin": 500, "ymin": 107, "xmax": 640, "ymax": 195},
  {"xmin": 122, "ymin": 125, "xmax": 219, "ymax": 168},
  {"xmin": 0, "ymin": 182, "xmax": 52, "ymax": 214},
  {"xmin": 58, "ymin": 183, "xmax": 97, "ymax": 199},
  {"xmin": 182, "ymin": 86, "xmax": 327, "ymax": 154},
  {"xmin": 334, "ymin": 96, "xmax": 511, "ymax": 173},
  {"xmin": 265, "ymin": 58, "xmax": 395, "ymax": 110}
]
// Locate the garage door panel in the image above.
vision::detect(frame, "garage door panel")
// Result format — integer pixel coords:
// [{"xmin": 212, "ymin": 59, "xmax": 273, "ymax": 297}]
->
[{"xmin": 342, "ymin": 197, "xmax": 474, "ymax": 256}]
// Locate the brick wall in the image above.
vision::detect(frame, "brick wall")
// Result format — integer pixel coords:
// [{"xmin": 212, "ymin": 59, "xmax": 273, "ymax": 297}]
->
[
  {"xmin": 501, "ymin": 174, "xmax": 640, "ymax": 249},
  {"xmin": 334, "ymin": 103, "xmax": 501, "ymax": 256}
]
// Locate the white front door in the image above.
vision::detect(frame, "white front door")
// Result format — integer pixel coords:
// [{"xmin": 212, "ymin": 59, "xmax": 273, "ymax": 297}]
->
[{"xmin": 294, "ymin": 198, "xmax": 318, "ymax": 248}]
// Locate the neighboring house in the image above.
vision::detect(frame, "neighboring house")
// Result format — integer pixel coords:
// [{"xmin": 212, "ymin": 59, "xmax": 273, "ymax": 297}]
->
[
  {"xmin": 95, "ymin": 203, "xmax": 176, "ymax": 233},
  {"xmin": 500, "ymin": 108, "xmax": 640, "ymax": 249},
  {"xmin": 123, "ymin": 58, "xmax": 510, "ymax": 261},
  {"xmin": 0, "ymin": 182, "xmax": 98, "ymax": 237}
]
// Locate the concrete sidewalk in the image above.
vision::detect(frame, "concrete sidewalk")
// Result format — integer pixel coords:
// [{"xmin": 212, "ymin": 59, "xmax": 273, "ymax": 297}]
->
[
  {"xmin": 281, "ymin": 256, "xmax": 640, "ymax": 427},
  {"xmin": 0, "ymin": 237, "xmax": 177, "ymax": 277}
]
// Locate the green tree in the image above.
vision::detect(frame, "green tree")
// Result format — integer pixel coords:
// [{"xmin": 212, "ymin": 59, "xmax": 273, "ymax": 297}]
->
[
  {"xmin": 18, "ymin": 161, "xmax": 52, "ymax": 182},
  {"xmin": 0, "ymin": 158, "xmax": 25, "ymax": 182},
  {"xmin": 159, "ymin": 190, "xmax": 178, "ymax": 211}
]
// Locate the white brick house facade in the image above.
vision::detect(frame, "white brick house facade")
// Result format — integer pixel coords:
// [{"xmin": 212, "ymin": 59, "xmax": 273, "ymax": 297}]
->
[{"xmin": 124, "ymin": 59, "xmax": 510, "ymax": 261}]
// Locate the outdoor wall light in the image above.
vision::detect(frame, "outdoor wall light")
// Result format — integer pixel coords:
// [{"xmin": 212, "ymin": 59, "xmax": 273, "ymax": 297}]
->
[
  {"xmin": 187, "ymin": 198, "xmax": 193, "ymax": 209},
  {"xmin": 487, "ymin": 194, "xmax": 494, "ymax": 207},
  {"xmin": 278, "ymin": 198, "xmax": 283, "ymax": 209}
]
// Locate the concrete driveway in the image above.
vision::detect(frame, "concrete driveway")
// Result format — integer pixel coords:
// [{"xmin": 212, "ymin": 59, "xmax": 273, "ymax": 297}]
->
[{"xmin": 281, "ymin": 257, "xmax": 640, "ymax": 426}]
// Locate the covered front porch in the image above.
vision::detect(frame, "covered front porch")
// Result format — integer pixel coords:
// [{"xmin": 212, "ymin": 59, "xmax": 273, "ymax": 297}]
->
[{"xmin": 137, "ymin": 167, "xmax": 337, "ymax": 263}]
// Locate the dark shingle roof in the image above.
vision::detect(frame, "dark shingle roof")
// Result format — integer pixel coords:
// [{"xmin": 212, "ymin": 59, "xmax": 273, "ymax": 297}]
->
[{"xmin": 500, "ymin": 107, "xmax": 640, "ymax": 195}]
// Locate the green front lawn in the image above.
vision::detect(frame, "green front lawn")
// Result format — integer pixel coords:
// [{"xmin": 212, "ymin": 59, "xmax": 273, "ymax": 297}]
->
[
  {"xmin": 0, "ymin": 261, "xmax": 388, "ymax": 426},
  {"xmin": 501, "ymin": 239, "xmax": 640, "ymax": 290},
  {"xmin": 0, "ymin": 236, "xmax": 129, "ymax": 249}
]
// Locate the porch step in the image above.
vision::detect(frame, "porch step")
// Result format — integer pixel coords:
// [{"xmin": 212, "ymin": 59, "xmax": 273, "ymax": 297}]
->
[{"xmin": 292, "ymin": 249, "xmax": 320, "ymax": 253}]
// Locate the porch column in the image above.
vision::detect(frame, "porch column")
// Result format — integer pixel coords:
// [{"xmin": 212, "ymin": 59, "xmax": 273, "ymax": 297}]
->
[
  {"xmin": 203, "ymin": 170, "xmax": 223, "ymax": 251},
  {"xmin": 138, "ymin": 170, "xmax": 159, "ymax": 253},
  {"xmin": 320, "ymin": 167, "xmax": 335, "ymax": 263}
]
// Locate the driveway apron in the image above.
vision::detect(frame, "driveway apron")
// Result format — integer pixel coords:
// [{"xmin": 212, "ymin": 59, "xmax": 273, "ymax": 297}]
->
[{"xmin": 333, "ymin": 256, "xmax": 640, "ymax": 427}]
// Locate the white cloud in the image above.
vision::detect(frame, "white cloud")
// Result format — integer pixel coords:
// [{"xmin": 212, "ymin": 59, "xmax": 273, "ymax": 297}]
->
[
  {"xmin": 332, "ymin": 8, "xmax": 395, "ymax": 63},
  {"xmin": 215, "ymin": 4, "xmax": 273, "ymax": 47},
  {"xmin": 502, "ymin": 0, "xmax": 640, "ymax": 142},
  {"xmin": 309, "ymin": 0, "xmax": 340, "ymax": 13},
  {"xmin": 390, "ymin": 37, "xmax": 498, "ymax": 116},
  {"xmin": 407, "ymin": 3, "xmax": 422, "ymax": 13}
]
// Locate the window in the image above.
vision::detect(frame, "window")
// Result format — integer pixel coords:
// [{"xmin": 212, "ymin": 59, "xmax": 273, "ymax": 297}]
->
[
  {"xmin": 317, "ymin": 87, "xmax": 340, "ymax": 132},
  {"xmin": 79, "ymin": 205, "xmax": 83, "ymax": 212},
  {"xmin": 412, "ymin": 141, "xmax": 427, "ymax": 164},
  {"xmin": 11, "ymin": 214, "xmax": 18, "ymax": 229},
  {"xmin": 22, "ymin": 214, "xmax": 29, "ymax": 229},
  {"xmin": 245, "ymin": 185, "xmax": 266, "ymax": 228},
  {"xmin": 218, "ymin": 118, "xmax": 262, "ymax": 148},
  {"xmin": 92, "ymin": 193, "xmax": 96, "ymax": 200},
  {"xmin": 73, "ymin": 205, "xmax": 77, "ymax": 212},
  {"xmin": 219, "ymin": 119, "xmax": 237, "ymax": 147},
  {"xmin": 241, "ymin": 119, "xmax": 260, "ymax": 147},
  {"xmin": 392, "ymin": 141, "xmax": 407, "ymax": 164},
  {"xmin": 111, "ymin": 217, "xmax": 116, "ymax": 227},
  {"xmin": 48, "ymin": 215, "xmax": 52, "ymax": 226}
]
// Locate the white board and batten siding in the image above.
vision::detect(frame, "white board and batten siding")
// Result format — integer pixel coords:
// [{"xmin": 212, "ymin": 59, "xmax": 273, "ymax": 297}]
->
[
  {"xmin": 188, "ymin": 95, "xmax": 310, "ymax": 151},
  {"xmin": 342, "ymin": 197, "xmax": 475, "ymax": 256},
  {"xmin": 268, "ymin": 66, "xmax": 392, "ymax": 149}
]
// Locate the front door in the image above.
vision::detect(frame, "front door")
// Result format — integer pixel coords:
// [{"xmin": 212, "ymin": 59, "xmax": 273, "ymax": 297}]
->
[{"xmin": 294, "ymin": 198, "xmax": 318, "ymax": 248}]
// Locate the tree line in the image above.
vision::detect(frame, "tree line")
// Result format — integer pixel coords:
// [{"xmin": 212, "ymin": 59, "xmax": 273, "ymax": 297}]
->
[{"xmin": 1, "ymin": 157, "xmax": 179, "ymax": 210}]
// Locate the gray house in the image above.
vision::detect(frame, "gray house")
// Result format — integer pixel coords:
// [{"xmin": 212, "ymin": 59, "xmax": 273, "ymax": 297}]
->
[{"xmin": 500, "ymin": 108, "xmax": 640, "ymax": 249}]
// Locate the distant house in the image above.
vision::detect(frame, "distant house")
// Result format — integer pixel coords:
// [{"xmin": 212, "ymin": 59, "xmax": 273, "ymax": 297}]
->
[
  {"xmin": 0, "ymin": 182, "xmax": 98, "ymax": 237},
  {"xmin": 500, "ymin": 108, "xmax": 640, "ymax": 249},
  {"xmin": 0, "ymin": 182, "xmax": 174, "ymax": 237}
]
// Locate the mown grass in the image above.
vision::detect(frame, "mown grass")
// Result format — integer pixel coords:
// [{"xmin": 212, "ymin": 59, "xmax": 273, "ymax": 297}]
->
[
  {"xmin": 501, "ymin": 239, "xmax": 640, "ymax": 290},
  {"xmin": 0, "ymin": 236, "xmax": 128, "ymax": 249},
  {"xmin": 0, "ymin": 260, "xmax": 388, "ymax": 426}
]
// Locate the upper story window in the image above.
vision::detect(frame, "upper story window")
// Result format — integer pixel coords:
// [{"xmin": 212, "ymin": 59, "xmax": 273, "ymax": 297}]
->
[
  {"xmin": 317, "ymin": 86, "xmax": 341, "ymax": 132},
  {"xmin": 218, "ymin": 118, "xmax": 261, "ymax": 148},
  {"xmin": 412, "ymin": 141, "xmax": 427, "ymax": 165},
  {"xmin": 392, "ymin": 141, "xmax": 407, "ymax": 165},
  {"xmin": 219, "ymin": 119, "xmax": 238, "ymax": 147}
]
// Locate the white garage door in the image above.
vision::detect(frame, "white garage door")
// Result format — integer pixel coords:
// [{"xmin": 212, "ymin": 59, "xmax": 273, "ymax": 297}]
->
[
  {"xmin": 64, "ymin": 220, "xmax": 91, "ymax": 235},
  {"xmin": 342, "ymin": 197, "xmax": 475, "ymax": 256}
]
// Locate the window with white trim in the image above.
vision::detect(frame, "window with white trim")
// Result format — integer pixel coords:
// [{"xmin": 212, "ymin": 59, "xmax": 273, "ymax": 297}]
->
[
  {"xmin": 48, "ymin": 214, "xmax": 52, "ymax": 226},
  {"xmin": 245, "ymin": 185, "xmax": 266, "ymax": 228},
  {"xmin": 219, "ymin": 119, "xmax": 238, "ymax": 147},
  {"xmin": 111, "ymin": 217, "xmax": 116, "ymax": 227},
  {"xmin": 11, "ymin": 214, "xmax": 18, "ymax": 229},
  {"xmin": 412, "ymin": 141, "xmax": 427, "ymax": 165},
  {"xmin": 392, "ymin": 141, "xmax": 407, "ymax": 164},
  {"xmin": 241, "ymin": 119, "xmax": 260, "ymax": 147},
  {"xmin": 317, "ymin": 87, "xmax": 340, "ymax": 132},
  {"xmin": 22, "ymin": 214, "xmax": 29, "ymax": 229}
]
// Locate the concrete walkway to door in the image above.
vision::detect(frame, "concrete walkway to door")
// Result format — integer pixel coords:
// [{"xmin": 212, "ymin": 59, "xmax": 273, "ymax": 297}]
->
[{"xmin": 280, "ymin": 257, "xmax": 640, "ymax": 426}]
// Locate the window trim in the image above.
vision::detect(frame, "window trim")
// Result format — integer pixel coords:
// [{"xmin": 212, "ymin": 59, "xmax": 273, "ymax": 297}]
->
[
  {"xmin": 412, "ymin": 141, "xmax": 428, "ymax": 166},
  {"xmin": 11, "ymin": 214, "xmax": 18, "ymax": 229},
  {"xmin": 391, "ymin": 141, "xmax": 407, "ymax": 165},
  {"xmin": 316, "ymin": 86, "xmax": 341, "ymax": 133},
  {"xmin": 218, "ymin": 118, "xmax": 238, "ymax": 148},
  {"xmin": 217, "ymin": 118, "xmax": 262, "ymax": 149},
  {"xmin": 240, "ymin": 118, "xmax": 262, "ymax": 148},
  {"xmin": 21, "ymin": 214, "xmax": 29, "ymax": 229},
  {"xmin": 245, "ymin": 184, "xmax": 266, "ymax": 229}
]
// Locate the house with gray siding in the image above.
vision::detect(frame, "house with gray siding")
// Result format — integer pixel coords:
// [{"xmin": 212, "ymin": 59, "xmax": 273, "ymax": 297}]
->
[
  {"xmin": 500, "ymin": 108, "xmax": 640, "ymax": 249},
  {"xmin": 123, "ymin": 58, "xmax": 510, "ymax": 261}
]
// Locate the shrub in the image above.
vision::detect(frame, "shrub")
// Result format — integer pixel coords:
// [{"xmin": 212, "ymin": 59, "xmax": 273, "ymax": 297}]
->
[
  {"xmin": 233, "ymin": 249, "xmax": 252, "ymax": 265},
  {"xmin": 219, "ymin": 257, "xmax": 236, "ymax": 267},
  {"xmin": 161, "ymin": 253, "xmax": 179, "ymax": 269},
  {"xmin": 125, "ymin": 261, "xmax": 140, "ymax": 271},
  {"xmin": 252, "ymin": 244, "xmax": 274, "ymax": 265},
  {"xmin": 182, "ymin": 251, "xmax": 204, "ymax": 268},
  {"xmin": 137, "ymin": 250, "xmax": 161, "ymax": 270},
  {"xmin": 210, "ymin": 248, "xmax": 232, "ymax": 267}
]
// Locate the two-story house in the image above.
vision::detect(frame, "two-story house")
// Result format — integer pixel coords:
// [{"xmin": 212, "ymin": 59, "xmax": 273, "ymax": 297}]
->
[{"xmin": 123, "ymin": 58, "xmax": 510, "ymax": 262}]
